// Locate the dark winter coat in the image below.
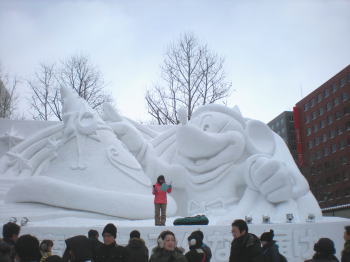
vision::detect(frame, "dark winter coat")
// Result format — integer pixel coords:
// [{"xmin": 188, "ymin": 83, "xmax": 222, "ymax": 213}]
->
[
  {"xmin": 149, "ymin": 247, "xmax": 187, "ymax": 262},
  {"xmin": 305, "ymin": 253, "xmax": 339, "ymax": 262},
  {"xmin": 202, "ymin": 244, "xmax": 212, "ymax": 262},
  {"xmin": 342, "ymin": 240, "xmax": 350, "ymax": 262},
  {"xmin": 229, "ymin": 233, "xmax": 264, "ymax": 262},
  {"xmin": 63, "ymin": 235, "xmax": 93, "ymax": 262},
  {"xmin": 0, "ymin": 239, "xmax": 12, "ymax": 262},
  {"xmin": 125, "ymin": 238, "xmax": 148, "ymax": 262},
  {"xmin": 185, "ymin": 248, "xmax": 206, "ymax": 262},
  {"xmin": 89, "ymin": 238, "xmax": 103, "ymax": 262},
  {"xmin": 262, "ymin": 241, "xmax": 280, "ymax": 262},
  {"xmin": 95, "ymin": 242, "xmax": 128, "ymax": 262},
  {"xmin": 2, "ymin": 238, "xmax": 15, "ymax": 262}
]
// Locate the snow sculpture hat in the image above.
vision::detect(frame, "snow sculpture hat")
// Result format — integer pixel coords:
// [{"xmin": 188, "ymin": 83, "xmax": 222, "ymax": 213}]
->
[
  {"xmin": 260, "ymin": 229, "xmax": 274, "ymax": 242},
  {"xmin": 192, "ymin": 104, "xmax": 246, "ymax": 128},
  {"xmin": 102, "ymin": 223, "xmax": 117, "ymax": 238}
]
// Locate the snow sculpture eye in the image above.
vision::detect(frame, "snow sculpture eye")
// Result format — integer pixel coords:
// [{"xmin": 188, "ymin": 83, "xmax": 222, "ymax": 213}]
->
[{"xmin": 203, "ymin": 124, "xmax": 210, "ymax": 131}]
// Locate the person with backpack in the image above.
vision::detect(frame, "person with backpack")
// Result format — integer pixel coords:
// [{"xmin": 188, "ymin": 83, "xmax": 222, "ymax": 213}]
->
[{"xmin": 260, "ymin": 230, "xmax": 287, "ymax": 262}]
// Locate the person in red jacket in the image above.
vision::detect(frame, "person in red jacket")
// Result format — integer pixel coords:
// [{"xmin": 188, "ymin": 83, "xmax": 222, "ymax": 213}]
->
[{"xmin": 153, "ymin": 175, "xmax": 172, "ymax": 226}]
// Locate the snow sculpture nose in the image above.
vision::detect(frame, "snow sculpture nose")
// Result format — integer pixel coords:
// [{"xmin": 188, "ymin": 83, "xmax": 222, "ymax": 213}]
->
[{"xmin": 176, "ymin": 125, "xmax": 239, "ymax": 159}]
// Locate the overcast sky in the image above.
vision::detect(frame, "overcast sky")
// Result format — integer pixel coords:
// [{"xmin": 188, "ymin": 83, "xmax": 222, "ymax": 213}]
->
[{"xmin": 1, "ymin": 0, "xmax": 349, "ymax": 123}]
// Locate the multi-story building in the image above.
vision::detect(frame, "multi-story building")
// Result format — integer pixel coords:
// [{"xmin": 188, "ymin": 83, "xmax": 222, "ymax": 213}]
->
[
  {"xmin": 268, "ymin": 111, "xmax": 297, "ymax": 161},
  {"xmin": 293, "ymin": 65, "xmax": 350, "ymax": 213}
]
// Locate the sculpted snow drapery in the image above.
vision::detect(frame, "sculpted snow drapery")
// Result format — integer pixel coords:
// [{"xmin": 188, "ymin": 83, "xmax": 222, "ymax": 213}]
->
[{"xmin": 0, "ymin": 89, "xmax": 321, "ymax": 221}]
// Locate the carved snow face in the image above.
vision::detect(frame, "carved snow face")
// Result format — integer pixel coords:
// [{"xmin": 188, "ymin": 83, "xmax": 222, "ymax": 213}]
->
[
  {"xmin": 176, "ymin": 109, "xmax": 276, "ymax": 186},
  {"xmin": 176, "ymin": 111, "xmax": 246, "ymax": 185}
]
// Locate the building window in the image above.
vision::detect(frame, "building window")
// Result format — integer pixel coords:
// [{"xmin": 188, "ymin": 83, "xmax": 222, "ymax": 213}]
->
[
  {"xmin": 332, "ymin": 143, "xmax": 337, "ymax": 153},
  {"xmin": 323, "ymin": 147, "xmax": 330, "ymax": 157},
  {"xmin": 319, "ymin": 107, "xmax": 324, "ymax": 116},
  {"xmin": 324, "ymin": 88, "xmax": 330, "ymax": 98},
  {"xmin": 315, "ymin": 136, "xmax": 321, "ymax": 146},
  {"xmin": 312, "ymin": 111, "xmax": 318, "ymax": 120},
  {"xmin": 307, "ymin": 127, "xmax": 311, "ymax": 136},
  {"xmin": 313, "ymin": 124, "xmax": 318, "ymax": 133},
  {"xmin": 335, "ymin": 111, "xmax": 343, "ymax": 120},
  {"xmin": 338, "ymin": 126, "xmax": 344, "ymax": 135},
  {"xmin": 308, "ymin": 140, "xmax": 314, "ymax": 149},
  {"xmin": 317, "ymin": 93, "xmax": 322, "ymax": 103},
  {"xmin": 340, "ymin": 77, "xmax": 346, "ymax": 88},
  {"xmin": 342, "ymin": 92, "xmax": 349, "ymax": 101},
  {"xmin": 334, "ymin": 97, "xmax": 340, "ymax": 107},
  {"xmin": 305, "ymin": 115, "xmax": 310, "ymax": 123},
  {"xmin": 304, "ymin": 103, "xmax": 309, "ymax": 111},
  {"xmin": 330, "ymin": 129, "xmax": 336, "ymax": 139},
  {"xmin": 311, "ymin": 98, "xmax": 316, "ymax": 108},
  {"xmin": 346, "ymin": 121, "xmax": 350, "ymax": 131},
  {"xmin": 320, "ymin": 120, "xmax": 326, "ymax": 128},
  {"xmin": 332, "ymin": 83, "xmax": 338, "ymax": 93},
  {"xmin": 326, "ymin": 101, "xmax": 332, "ymax": 111},
  {"xmin": 327, "ymin": 115, "xmax": 333, "ymax": 125},
  {"xmin": 344, "ymin": 106, "xmax": 350, "ymax": 115},
  {"xmin": 322, "ymin": 133, "xmax": 328, "ymax": 142},
  {"xmin": 316, "ymin": 150, "xmax": 322, "ymax": 160},
  {"xmin": 340, "ymin": 140, "xmax": 346, "ymax": 150}
]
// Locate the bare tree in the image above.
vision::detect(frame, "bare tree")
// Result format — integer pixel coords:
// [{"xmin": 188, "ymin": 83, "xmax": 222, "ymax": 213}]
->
[
  {"xmin": 29, "ymin": 55, "xmax": 113, "ymax": 120},
  {"xmin": 28, "ymin": 63, "xmax": 60, "ymax": 120},
  {"xmin": 58, "ymin": 55, "xmax": 112, "ymax": 113},
  {"xmin": 146, "ymin": 33, "xmax": 232, "ymax": 125},
  {"xmin": 0, "ymin": 67, "xmax": 18, "ymax": 119}
]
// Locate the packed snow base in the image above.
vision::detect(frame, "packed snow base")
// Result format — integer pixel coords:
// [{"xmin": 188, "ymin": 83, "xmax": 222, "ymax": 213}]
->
[{"xmin": 0, "ymin": 87, "xmax": 321, "ymax": 223}]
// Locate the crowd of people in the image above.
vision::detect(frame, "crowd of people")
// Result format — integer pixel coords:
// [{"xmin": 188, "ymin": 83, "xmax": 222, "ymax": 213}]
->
[{"xmin": 1, "ymin": 220, "xmax": 350, "ymax": 262}]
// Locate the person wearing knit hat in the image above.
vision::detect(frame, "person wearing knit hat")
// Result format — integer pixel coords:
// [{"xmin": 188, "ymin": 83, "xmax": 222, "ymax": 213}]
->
[
  {"xmin": 15, "ymin": 234, "xmax": 41, "ymax": 262},
  {"xmin": 125, "ymin": 230, "xmax": 149, "ymax": 262},
  {"xmin": 305, "ymin": 238, "xmax": 338, "ymax": 262},
  {"xmin": 95, "ymin": 223, "xmax": 128, "ymax": 262},
  {"xmin": 185, "ymin": 232, "xmax": 206, "ymax": 262},
  {"xmin": 260, "ymin": 230, "xmax": 286, "ymax": 262}
]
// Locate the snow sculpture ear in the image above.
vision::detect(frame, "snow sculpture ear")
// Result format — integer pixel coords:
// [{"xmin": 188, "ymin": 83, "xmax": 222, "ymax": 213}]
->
[{"xmin": 245, "ymin": 120, "xmax": 275, "ymax": 155}]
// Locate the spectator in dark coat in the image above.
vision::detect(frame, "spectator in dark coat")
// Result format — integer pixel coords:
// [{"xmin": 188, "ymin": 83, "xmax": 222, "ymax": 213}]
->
[
  {"xmin": 305, "ymin": 238, "xmax": 339, "ymax": 262},
  {"xmin": 149, "ymin": 230, "xmax": 186, "ymax": 262},
  {"xmin": 88, "ymin": 229, "xmax": 103, "ymax": 261},
  {"xmin": 125, "ymin": 230, "xmax": 148, "ymax": 262},
  {"xmin": 229, "ymin": 219, "xmax": 263, "ymax": 262},
  {"xmin": 0, "ymin": 239, "xmax": 12, "ymax": 262},
  {"xmin": 342, "ymin": 226, "xmax": 350, "ymax": 262},
  {"xmin": 46, "ymin": 256, "xmax": 63, "ymax": 262},
  {"xmin": 190, "ymin": 231, "xmax": 211, "ymax": 262},
  {"xmin": 62, "ymin": 235, "xmax": 93, "ymax": 262},
  {"xmin": 260, "ymin": 230, "xmax": 281, "ymax": 262},
  {"xmin": 185, "ymin": 232, "xmax": 206, "ymax": 262},
  {"xmin": 39, "ymin": 239, "xmax": 54, "ymax": 262},
  {"xmin": 2, "ymin": 222, "xmax": 20, "ymax": 262},
  {"xmin": 95, "ymin": 223, "xmax": 128, "ymax": 262},
  {"xmin": 15, "ymin": 234, "xmax": 41, "ymax": 262}
]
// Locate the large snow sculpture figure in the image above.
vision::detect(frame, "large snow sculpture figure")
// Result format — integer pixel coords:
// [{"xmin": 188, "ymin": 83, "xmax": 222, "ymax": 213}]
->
[
  {"xmin": 2, "ymin": 87, "xmax": 177, "ymax": 219},
  {"xmin": 110, "ymin": 104, "xmax": 321, "ymax": 222}
]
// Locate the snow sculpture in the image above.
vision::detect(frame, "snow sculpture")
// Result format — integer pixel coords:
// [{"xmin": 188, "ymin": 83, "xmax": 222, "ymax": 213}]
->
[
  {"xmin": 0, "ymin": 88, "xmax": 321, "ymax": 222},
  {"xmin": 110, "ymin": 104, "xmax": 322, "ymax": 222},
  {"xmin": 1, "ymin": 87, "xmax": 177, "ymax": 219}
]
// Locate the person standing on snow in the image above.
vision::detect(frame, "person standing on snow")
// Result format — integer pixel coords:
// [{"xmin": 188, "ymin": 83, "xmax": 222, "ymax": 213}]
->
[{"xmin": 152, "ymin": 175, "xmax": 172, "ymax": 226}]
